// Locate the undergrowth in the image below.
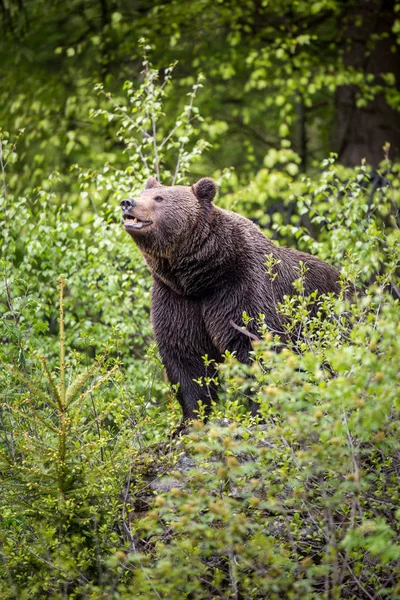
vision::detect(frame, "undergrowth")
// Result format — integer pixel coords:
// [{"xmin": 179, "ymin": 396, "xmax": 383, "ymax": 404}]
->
[{"xmin": 1, "ymin": 54, "xmax": 399, "ymax": 599}]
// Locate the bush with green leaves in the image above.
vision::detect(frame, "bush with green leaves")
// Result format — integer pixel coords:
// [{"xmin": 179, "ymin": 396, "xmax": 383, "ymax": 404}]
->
[
  {"xmin": 1, "ymin": 55, "xmax": 400, "ymax": 599},
  {"xmin": 0, "ymin": 58, "xmax": 204, "ymax": 597},
  {"xmin": 123, "ymin": 166, "xmax": 400, "ymax": 599}
]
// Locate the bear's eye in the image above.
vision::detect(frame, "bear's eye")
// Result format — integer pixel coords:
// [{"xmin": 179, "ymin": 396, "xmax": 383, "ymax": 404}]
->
[{"xmin": 154, "ymin": 195, "xmax": 163, "ymax": 202}]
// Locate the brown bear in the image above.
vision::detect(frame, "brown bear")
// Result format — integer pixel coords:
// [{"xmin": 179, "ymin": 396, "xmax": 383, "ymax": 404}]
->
[{"xmin": 121, "ymin": 177, "xmax": 342, "ymax": 424}]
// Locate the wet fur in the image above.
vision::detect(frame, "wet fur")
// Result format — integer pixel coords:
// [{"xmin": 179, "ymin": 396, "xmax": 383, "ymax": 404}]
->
[{"xmin": 122, "ymin": 178, "xmax": 342, "ymax": 422}]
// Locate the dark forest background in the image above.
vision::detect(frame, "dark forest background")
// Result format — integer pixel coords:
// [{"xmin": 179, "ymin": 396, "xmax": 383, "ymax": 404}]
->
[{"xmin": 1, "ymin": 0, "xmax": 400, "ymax": 183}]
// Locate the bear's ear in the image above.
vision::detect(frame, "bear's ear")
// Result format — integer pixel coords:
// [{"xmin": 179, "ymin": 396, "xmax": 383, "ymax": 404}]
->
[
  {"xmin": 145, "ymin": 176, "xmax": 162, "ymax": 190},
  {"xmin": 192, "ymin": 177, "xmax": 217, "ymax": 203}
]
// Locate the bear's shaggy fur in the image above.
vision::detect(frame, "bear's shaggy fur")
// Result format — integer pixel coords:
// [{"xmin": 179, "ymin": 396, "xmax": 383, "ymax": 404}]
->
[{"xmin": 121, "ymin": 177, "xmax": 342, "ymax": 422}]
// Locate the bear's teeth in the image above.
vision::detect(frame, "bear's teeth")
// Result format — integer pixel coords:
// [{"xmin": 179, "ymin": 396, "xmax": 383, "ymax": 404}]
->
[{"xmin": 133, "ymin": 217, "xmax": 138, "ymax": 223}]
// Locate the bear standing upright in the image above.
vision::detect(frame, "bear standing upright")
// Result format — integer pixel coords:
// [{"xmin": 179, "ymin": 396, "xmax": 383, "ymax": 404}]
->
[{"xmin": 121, "ymin": 177, "xmax": 342, "ymax": 424}]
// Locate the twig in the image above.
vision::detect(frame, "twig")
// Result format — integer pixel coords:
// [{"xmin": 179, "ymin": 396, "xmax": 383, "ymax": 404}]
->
[
  {"xmin": 143, "ymin": 48, "xmax": 160, "ymax": 181},
  {"xmin": 172, "ymin": 82, "xmax": 200, "ymax": 185},
  {"xmin": 3, "ymin": 274, "xmax": 18, "ymax": 325},
  {"xmin": 0, "ymin": 135, "xmax": 7, "ymax": 198},
  {"xmin": 7, "ymin": 535, "xmax": 83, "ymax": 579},
  {"xmin": 159, "ymin": 115, "xmax": 196, "ymax": 152},
  {"xmin": 228, "ymin": 547, "xmax": 239, "ymax": 600},
  {"xmin": 121, "ymin": 466, "xmax": 136, "ymax": 552},
  {"xmin": 58, "ymin": 276, "xmax": 66, "ymax": 407},
  {"xmin": 89, "ymin": 390, "xmax": 104, "ymax": 462},
  {"xmin": 152, "ymin": 116, "xmax": 160, "ymax": 181},
  {"xmin": 40, "ymin": 356, "xmax": 61, "ymax": 407},
  {"xmin": 229, "ymin": 319, "xmax": 260, "ymax": 342},
  {"xmin": 346, "ymin": 564, "xmax": 377, "ymax": 600}
]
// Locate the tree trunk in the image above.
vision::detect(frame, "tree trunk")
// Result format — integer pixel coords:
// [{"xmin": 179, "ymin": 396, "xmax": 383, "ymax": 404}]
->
[{"xmin": 335, "ymin": 0, "xmax": 400, "ymax": 167}]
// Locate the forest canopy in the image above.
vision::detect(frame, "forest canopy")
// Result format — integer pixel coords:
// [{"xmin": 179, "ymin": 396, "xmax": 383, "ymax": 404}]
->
[{"xmin": 1, "ymin": 0, "xmax": 400, "ymax": 187}]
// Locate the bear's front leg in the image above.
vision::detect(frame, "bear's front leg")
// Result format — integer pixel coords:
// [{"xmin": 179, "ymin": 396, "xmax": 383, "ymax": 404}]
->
[
  {"xmin": 151, "ymin": 279, "xmax": 221, "ymax": 424},
  {"xmin": 203, "ymin": 290, "xmax": 268, "ymax": 418}
]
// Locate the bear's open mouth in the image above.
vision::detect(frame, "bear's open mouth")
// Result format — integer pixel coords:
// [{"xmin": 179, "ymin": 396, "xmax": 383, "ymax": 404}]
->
[{"xmin": 123, "ymin": 215, "xmax": 152, "ymax": 230}]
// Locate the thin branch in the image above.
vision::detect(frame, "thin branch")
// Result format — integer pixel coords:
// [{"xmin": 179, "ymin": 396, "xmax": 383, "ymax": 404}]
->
[
  {"xmin": 158, "ymin": 115, "xmax": 196, "ymax": 152},
  {"xmin": 229, "ymin": 319, "xmax": 260, "ymax": 342},
  {"xmin": 121, "ymin": 466, "xmax": 137, "ymax": 552},
  {"xmin": 143, "ymin": 48, "xmax": 160, "ymax": 181},
  {"xmin": 40, "ymin": 356, "xmax": 61, "ymax": 407},
  {"xmin": 346, "ymin": 564, "xmax": 377, "ymax": 600},
  {"xmin": 0, "ymin": 135, "xmax": 7, "ymax": 198},
  {"xmin": 0, "ymin": 361, "xmax": 57, "ymax": 409},
  {"xmin": 152, "ymin": 117, "xmax": 160, "ymax": 181},
  {"xmin": 89, "ymin": 390, "xmax": 104, "ymax": 463},
  {"xmin": 58, "ymin": 276, "xmax": 66, "ymax": 408},
  {"xmin": 3, "ymin": 273, "xmax": 18, "ymax": 325},
  {"xmin": 68, "ymin": 364, "xmax": 119, "ymax": 412},
  {"xmin": 172, "ymin": 82, "xmax": 200, "ymax": 185},
  {"xmin": 3, "ymin": 403, "xmax": 59, "ymax": 433}
]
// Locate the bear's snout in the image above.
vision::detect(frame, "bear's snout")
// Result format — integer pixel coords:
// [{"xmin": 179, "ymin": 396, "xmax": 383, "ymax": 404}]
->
[{"xmin": 120, "ymin": 198, "xmax": 136, "ymax": 212}]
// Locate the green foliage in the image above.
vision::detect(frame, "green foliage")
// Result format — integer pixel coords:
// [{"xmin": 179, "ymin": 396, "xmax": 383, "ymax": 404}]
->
[
  {"xmin": 1, "ymin": 39, "xmax": 400, "ymax": 600},
  {"xmin": 1, "ymin": 0, "xmax": 400, "ymax": 188},
  {"xmin": 91, "ymin": 45, "xmax": 207, "ymax": 185},
  {"xmin": 127, "ymin": 277, "xmax": 400, "ymax": 599}
]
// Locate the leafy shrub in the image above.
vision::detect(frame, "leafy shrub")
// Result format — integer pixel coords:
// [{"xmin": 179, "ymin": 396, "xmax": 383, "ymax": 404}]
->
[
  {"xmin": 125, "ymin": 163, "xmax": 400, "ymax": 599},
  {"xmin": 1, "ymin": 56, "xmax": 400, "ymax": 599}
]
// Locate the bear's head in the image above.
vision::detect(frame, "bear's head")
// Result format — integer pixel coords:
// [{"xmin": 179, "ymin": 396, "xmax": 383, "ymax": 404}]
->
[{"xmin": 121, "ymin": 176, "xmax": 217, "ymax": 256}]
